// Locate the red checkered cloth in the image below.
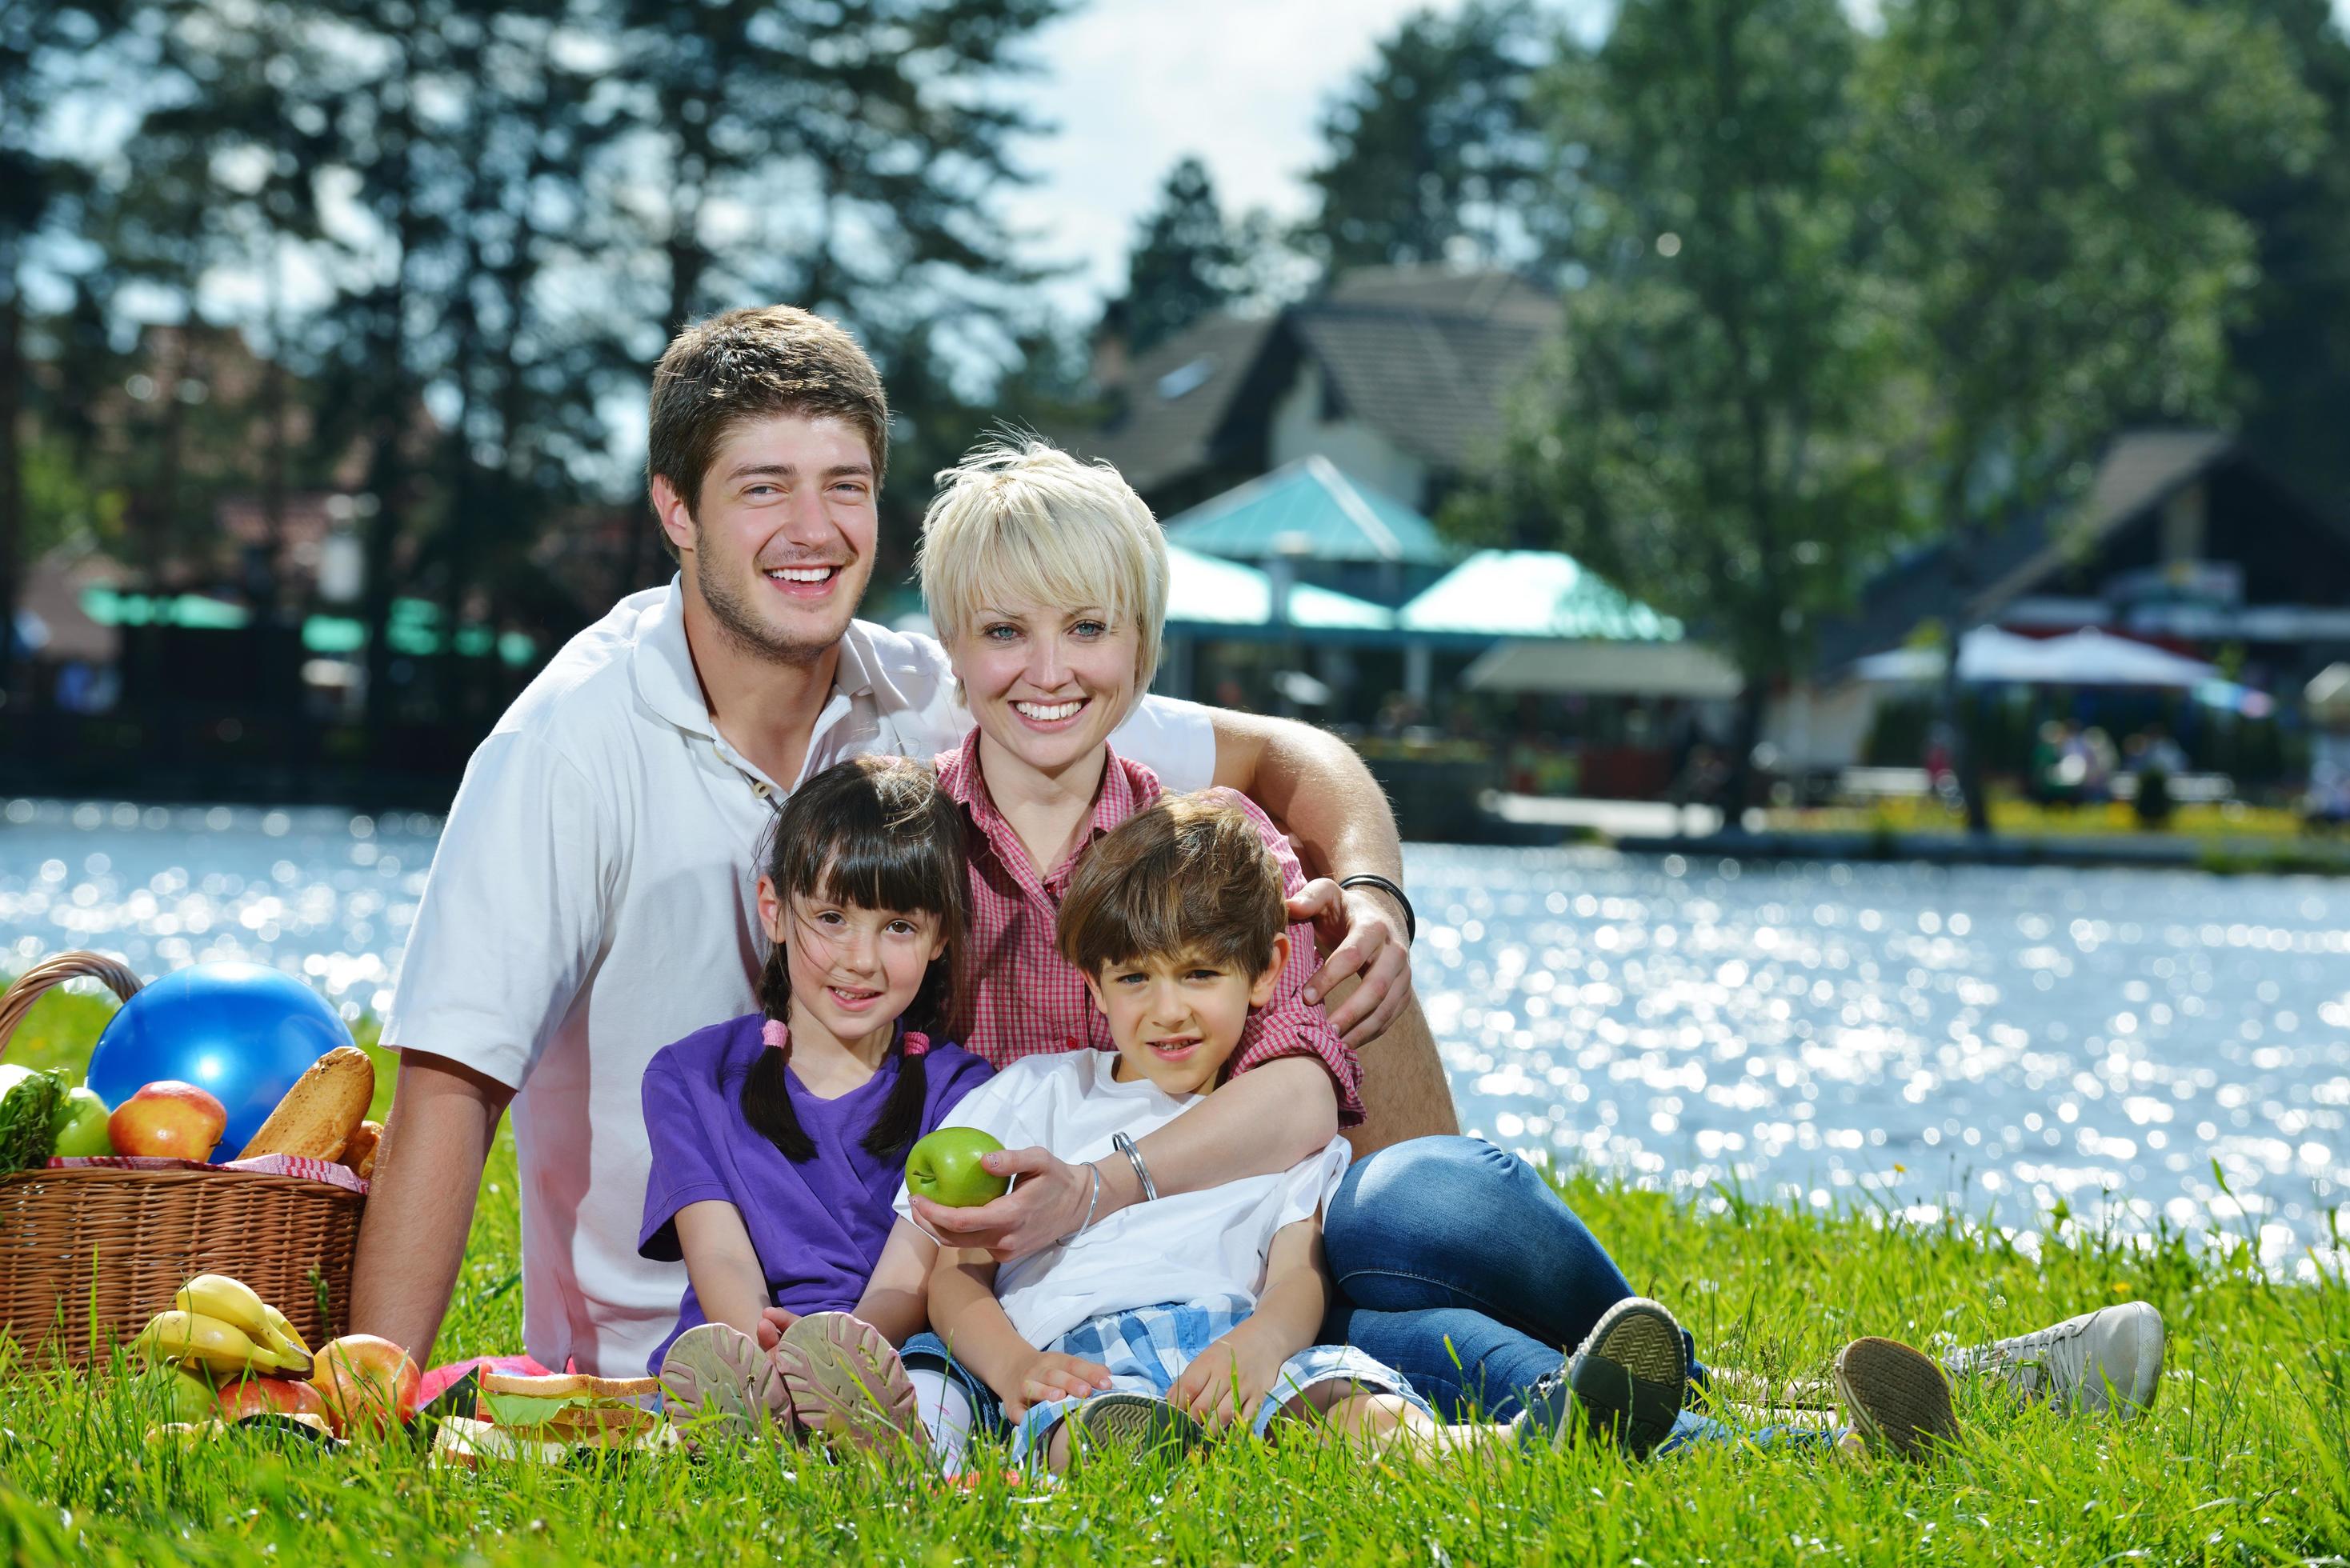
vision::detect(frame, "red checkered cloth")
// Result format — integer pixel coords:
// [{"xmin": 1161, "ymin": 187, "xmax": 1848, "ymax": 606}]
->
[
  {"xmin": 46, "ymin": 1153, "xmax": 370, "ymax": 1195},
  {"xmin": 935, "ymin": 731, "xmax": 1362, "ymax": 1124}
]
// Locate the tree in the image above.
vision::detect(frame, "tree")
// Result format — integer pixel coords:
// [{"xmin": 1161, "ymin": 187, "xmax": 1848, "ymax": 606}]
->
[
  {"xmin": 591, "ymin": 0, "xmax": 1067, "ymax": 591},
  {"xmin": 1118, "ymin": 158, "xmax": 1243, "ymax": 356},
  {"xmin": 1480, "ymin": 0, "xmax": 1904, "ymax": 816},
  {"xmin": 1859, "ymin": 0, "xmax": 2324, "ymax": 828},
  {"xmin": 1299, "ymin": 1, "xmax": 1551, "ymax": 275},
  {"xmin": 1, "ymin": 1, "xmax": 134, "ymax": 695},
  {"xmin": 2206, "ymin": 0, "xmax": 2350, "ymax": 508}
]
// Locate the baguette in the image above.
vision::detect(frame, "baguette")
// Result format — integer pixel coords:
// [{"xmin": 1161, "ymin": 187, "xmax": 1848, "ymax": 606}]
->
[
  {"xmin": 341, "ymin": 1120, "xmax": 383, "ymax": 1181},
  {"xmin": 238, "ymin": 1046, "xmax": 374, "ymax": 1161}
]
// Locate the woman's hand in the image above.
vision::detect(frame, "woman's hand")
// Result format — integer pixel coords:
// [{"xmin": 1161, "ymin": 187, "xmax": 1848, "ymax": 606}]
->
[
  {"xmin": 1007, "ymin": 1351, "xmax": 1112, "ymax": 1421},
  {"xmin": 1171, "ymin": 1324, "xmax": 1288, "ymax": 1432},
  {"xmin": 1287, "ymin": 878, "xmax": 1414, "ymax": 1045},
  {"xmin": 910, "ymin": 1146, "xmax": 1098, "ymax": 1262}
]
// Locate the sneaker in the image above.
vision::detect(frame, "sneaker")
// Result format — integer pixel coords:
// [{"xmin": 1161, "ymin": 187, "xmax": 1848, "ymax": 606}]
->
[
  {"xmin": 1833, "ymin": 1337, "xmax": 1957, "ymax": 1461},
  {"xmin": 658, "ymin": 1322, "xmax": 791, "ymax": 1437},
  {"xmin": 1944, "ymin": 1302, "xmax": 2164, "ymax": 1418},
  {"xmin": 773, "ymin": 1311, "xmax": 927, "ymax": 1456},
  {"xmin": 1517, "ymin": 1297, "xmax": 1687, "ymax": 1459},
  {"xmin": 1062, "ymin": 1392, "xmax": 1206, "ymax": 1468}
]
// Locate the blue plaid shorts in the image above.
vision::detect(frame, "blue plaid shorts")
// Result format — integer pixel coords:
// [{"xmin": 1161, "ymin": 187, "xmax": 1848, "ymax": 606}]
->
[{"xmin": 1012, "ymin": 1295, "xmax": 1431, "ymax": 1462}]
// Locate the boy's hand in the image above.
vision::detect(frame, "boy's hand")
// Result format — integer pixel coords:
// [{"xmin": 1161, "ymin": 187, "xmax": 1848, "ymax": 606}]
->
[
  {"xmin": 912, "ymin": 1146, "xmax": 1091, "ymax": 1262},
  {"xmin": 1171, "ymin": 1324, "xmax": 1289, "ymax": 1433},
  {"xmin": 755, "ymin": 1306, "xmax": 799, "ymax": 1351},
  {"xmin": 1006, "ymin": 1351, "xmax": 1113, "ymax": 1420}
]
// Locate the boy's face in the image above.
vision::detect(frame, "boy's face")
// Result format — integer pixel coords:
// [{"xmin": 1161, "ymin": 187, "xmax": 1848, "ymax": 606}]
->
[{"xmin": 1083, "ymin": 934, "xmax": 1288, "ymax": 1098}]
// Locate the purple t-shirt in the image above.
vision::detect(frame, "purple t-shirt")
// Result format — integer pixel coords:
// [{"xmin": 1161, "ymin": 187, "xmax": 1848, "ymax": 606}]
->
[{"xmin": 637, "ymin": 1013, "xmax": 995, "ymax": 1375}]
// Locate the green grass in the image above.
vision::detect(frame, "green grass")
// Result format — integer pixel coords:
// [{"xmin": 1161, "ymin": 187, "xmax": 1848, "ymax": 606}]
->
[{"xmin": 6, "ymin": 992, "xmax": 2350, "ymax": 1564}]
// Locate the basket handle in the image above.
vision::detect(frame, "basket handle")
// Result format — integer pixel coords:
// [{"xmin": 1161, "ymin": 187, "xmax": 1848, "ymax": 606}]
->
[{"xmin": 0, "ymin": 951, "xmax": 142, "ymax": 1058}]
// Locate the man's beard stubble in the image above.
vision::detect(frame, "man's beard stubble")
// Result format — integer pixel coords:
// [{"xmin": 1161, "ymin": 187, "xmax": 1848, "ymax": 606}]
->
[{"xmin": 695, "ymin": 530, "xmax": 859, "ymax": 669}]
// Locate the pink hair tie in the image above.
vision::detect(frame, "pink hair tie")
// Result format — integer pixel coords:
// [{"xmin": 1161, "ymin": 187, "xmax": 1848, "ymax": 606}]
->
[
  {"xmin": 761, "ymin": 1018, "xmax": 790, "ymax": 1050},
  {"xmin": 900, "ymin": 1030, "xmax": 931, "ymax": 1058}
]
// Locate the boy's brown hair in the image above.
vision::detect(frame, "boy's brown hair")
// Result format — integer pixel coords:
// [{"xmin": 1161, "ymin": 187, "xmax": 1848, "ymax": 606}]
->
[
  {"xmin": 647, "ymin": 306, "xmax": 890, "ymax": 536},
  {"xmin": 1057, "ymin": 792, "xmax": 1287, "ymax": 980}
]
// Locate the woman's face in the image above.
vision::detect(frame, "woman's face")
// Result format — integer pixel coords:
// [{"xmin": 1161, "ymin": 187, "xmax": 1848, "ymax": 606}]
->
[
  {"xmin": 947, "ymin": 594, "xmax": 1139, "ymax": 778},
  {"xmin": 759, "ymin": 877, "xmax": 946, "ymax": 1049}
]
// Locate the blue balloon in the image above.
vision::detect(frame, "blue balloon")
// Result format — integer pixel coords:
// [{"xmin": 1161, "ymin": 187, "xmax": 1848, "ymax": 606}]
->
[{"xmin": 87, "ymin": 964, "xmax": 352, "ymax": 1158}]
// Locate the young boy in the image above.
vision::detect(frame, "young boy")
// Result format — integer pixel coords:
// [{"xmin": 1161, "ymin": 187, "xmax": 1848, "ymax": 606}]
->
[{"xmin": 895, "ymin": 793, "xmax": 1693, "ymax": 1470}]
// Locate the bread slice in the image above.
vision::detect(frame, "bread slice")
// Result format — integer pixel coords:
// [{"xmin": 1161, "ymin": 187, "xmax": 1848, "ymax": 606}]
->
[
  {"xmin": 238, "ymin": 1047, "xmax": 374, "ymax": 1161},
  {"xmin": 476, "ymin": 1371, "xmax": 663, "ymax": 1442}
]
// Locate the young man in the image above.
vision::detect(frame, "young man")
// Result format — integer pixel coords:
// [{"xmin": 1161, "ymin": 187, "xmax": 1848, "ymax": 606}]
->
[{"xmin": 351, "ymin": 306, "xmax": 1455, "ymax": 1380}]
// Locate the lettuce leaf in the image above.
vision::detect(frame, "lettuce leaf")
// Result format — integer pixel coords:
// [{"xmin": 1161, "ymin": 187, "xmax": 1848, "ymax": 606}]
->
[{"xmin": 479, "ymin": 1390, "xmax": 585, "ymax": 1429}]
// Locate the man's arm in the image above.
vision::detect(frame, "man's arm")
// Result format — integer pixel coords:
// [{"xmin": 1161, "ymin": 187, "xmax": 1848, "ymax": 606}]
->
[
  {"xmin": 347, "ymin": 1050, "xmax": 513, "ymax": 1366},
  {"xmin": 1208, "ymin": 710, "xmax": 1412, "ymax": 1042},
  {"xmin": 911, "ymin": 1057, "xmax": 1337, "ymax": 1260}
]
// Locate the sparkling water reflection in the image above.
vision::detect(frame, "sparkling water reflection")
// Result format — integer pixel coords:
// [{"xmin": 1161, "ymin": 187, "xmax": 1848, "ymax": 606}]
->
[{"xmin": 6, "ymin": 798, "xmax": 2346, "ymax": 1272}]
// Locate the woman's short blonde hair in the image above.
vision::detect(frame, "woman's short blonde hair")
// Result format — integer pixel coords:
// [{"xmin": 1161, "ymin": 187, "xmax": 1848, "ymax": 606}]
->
[{"xmin": 916, "ymin": 437, "xmax": 1168, "ymax": 698}]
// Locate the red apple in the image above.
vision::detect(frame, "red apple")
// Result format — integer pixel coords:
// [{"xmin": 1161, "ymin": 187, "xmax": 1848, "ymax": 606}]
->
[
  {"xmin": 217, "ymin": 1375, "xmax": 329, "ymax": 1422},
  {"xmin": 107, "ymin": 1081, "xmax": 228, "ymax": 1161},
  {"xmin": 311, "ymin": 1335, "xmax": 420, "ymax": 1437}
]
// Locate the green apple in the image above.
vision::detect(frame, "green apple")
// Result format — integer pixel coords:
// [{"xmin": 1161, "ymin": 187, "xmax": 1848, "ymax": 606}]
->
[
  {"xmin": 904, "ymin": 1128, "xmax": 1009, "ymax": 1207},
  {"xmin": 155, "ymin": 1366, "xmax": 218, "ymax": 1423},
  {"xmin": 50, "ymin": 1086, "xmax": 113, "ymax": 1158}
]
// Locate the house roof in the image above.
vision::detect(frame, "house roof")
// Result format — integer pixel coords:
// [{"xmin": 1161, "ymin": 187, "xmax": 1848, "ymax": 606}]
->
[
  {"xmin": 1072, "ymin": 314, "xmax": 1279, "ymax": 497},
  {"xmin": 1164, "ymin": 544, "xmax": 1395, "ymax": 631},
  {"xmin": 1287, "ymin": 270, "xmax": 1559, "ymax": 473},
  {"xmin": 1071, "ymin": 266, "xmax": 1560, "ymax": 500},
  {"xmin": 1160, "ymin": 456, "xmax": 1459, "ymax": 566},
  {"xmin": 1812, "ymin": 430, "xmax": 2293, "ymax": 673},
  {"xmin": 1399, "ymin": 550, "xmax": 1684, "ymax": 642}
]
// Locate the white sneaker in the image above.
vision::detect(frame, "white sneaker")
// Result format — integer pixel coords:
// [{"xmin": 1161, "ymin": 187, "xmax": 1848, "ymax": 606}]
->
[{"xmin": 1944, "ymin": 1302, "xmax": 2164, "ymax": 1418}]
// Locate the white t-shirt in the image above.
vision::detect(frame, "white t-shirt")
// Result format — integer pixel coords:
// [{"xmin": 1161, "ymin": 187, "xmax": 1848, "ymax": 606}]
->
[
  {"xmin": 892, "ymin": 1053, "xmax": 1351, "ymax": 1350},
  {"xmin": 385, "ymin": 580, "xmax": 1215, "ymax": 1377}
]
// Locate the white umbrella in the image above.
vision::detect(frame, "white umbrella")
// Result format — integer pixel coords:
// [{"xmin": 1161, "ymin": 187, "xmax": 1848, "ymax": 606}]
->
[{"xmin": 1852, "ymin": 627, "xmax": 2216, "ymax": 688}]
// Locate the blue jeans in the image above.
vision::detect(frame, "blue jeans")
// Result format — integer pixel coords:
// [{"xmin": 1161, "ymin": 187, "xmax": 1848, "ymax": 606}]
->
[{"xmin": 1322, "ymin": 1137, "xmax": 1833, "ymax": 1454}]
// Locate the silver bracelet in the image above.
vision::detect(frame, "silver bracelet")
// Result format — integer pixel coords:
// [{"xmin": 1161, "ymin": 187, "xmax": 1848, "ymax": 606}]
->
[
  {"xmin": 1111, "ymin": 1132, "xmax": 1159, "ymax": 1204},
  {"xmin": 1069, "ymin": 1161, "xmax": 1103, "ymax": 1241}
]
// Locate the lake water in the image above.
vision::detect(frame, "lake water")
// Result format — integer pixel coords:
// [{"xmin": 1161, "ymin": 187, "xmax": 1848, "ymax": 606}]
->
[{"xmin": 6, "ymin": 796, "xmax": 2347, "ymax": 1274}]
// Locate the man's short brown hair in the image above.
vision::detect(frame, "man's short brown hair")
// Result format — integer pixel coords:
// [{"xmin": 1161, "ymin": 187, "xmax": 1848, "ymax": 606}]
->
[
  {"xmin": 1057, "ymin": 792, "xmax": 1287, "ymax": 980},
  {"xmin": 647, "ymin": 306, "xmax": 891, "ymax": 522}
]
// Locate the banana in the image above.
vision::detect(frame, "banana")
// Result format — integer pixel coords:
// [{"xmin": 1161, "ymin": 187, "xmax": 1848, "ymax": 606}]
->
[
  {"xmin": 173, "ymin": 1274, "xmax": 270, "ymax": 1342},
  {"xmin": 260, "ymin": 1302, "xmax": 314, "ymax": 1372},
  {"xmin": 174, "ymin": 1274, "xmax": 310, "ymax": 1374},
  {"xmin": 135, "ymin": 1310, "xmax": 276, "ymax": 1378}
]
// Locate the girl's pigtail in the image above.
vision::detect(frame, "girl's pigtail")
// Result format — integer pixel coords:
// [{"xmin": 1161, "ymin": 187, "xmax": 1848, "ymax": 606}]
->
[
  {"xmin": 862, "ymin": 1034, "xmax": 931, "ymax": 1164},
  {"xmin": 741, "ymin": 1016, "xmax": 817, "ymax": 1163}
]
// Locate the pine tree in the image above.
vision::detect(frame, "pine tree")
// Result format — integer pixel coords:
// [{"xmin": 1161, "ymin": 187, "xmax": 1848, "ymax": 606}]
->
[
  {"xmin": 1299, "ymin": 1, "xmax": 1551, "ymax": 276},
  {"xmin": 1119, "ymin": 158, "xmax": 1242, "ymax": 356}
]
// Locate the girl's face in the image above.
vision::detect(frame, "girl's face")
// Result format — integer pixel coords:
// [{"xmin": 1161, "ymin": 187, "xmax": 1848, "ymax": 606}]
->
[
  {"xmin": 948, "ymin": 594, "xmax": 1140, "ymax": 779},
  {"xmin": 759, "ymin": 876, "xmax": 947, "ymax": 1050}
]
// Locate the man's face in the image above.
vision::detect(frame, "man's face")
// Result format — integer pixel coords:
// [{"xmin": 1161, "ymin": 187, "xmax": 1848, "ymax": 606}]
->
[{"xmin": 656, "ymin": 413, "xmax": 879, "ymax": 666}]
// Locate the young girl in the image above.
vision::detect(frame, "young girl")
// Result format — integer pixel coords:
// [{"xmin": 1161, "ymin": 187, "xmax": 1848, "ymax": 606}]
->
[{"xmin": 637, "ymin": 754, "xmax": 995, "ymax": 1447}]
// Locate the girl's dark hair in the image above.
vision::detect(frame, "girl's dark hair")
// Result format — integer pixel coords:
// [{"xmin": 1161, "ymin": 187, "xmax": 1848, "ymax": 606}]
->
[{"xmin": 738, "ymin": 754, "xmax": 967, "ymax": 1165}]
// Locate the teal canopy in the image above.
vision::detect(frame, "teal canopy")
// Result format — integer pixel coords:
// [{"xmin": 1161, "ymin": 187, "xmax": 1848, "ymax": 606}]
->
[
  {"xmin": 1162, "ymin": 456, "xmax": 1457, "ymax": 567},
  {"xmin": 1399, "ymin": 550, "xmax": 1683, "ymax": 642}
]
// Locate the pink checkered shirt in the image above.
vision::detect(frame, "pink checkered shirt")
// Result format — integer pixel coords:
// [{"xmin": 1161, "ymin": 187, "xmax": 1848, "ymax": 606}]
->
[{"xmin": 935, "ymin": 732, "xmax": 1364, "ymax": 1126}]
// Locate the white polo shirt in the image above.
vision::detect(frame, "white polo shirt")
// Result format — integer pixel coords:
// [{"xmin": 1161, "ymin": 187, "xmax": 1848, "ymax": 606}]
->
[{"xmin": 384, "ymin": 580, "xmax": 1215, "ymax": 1377}]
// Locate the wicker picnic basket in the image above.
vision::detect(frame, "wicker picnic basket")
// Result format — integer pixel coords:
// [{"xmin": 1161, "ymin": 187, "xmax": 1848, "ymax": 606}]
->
[{"xmin": 0, "ymin": 951, "xmax": 366, "ymax": 1369}]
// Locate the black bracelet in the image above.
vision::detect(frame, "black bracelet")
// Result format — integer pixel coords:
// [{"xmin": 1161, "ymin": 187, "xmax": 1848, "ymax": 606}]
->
[{"xmin": 1338, "ymin": 874, "xmax": 1415, "ymax": 945}]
